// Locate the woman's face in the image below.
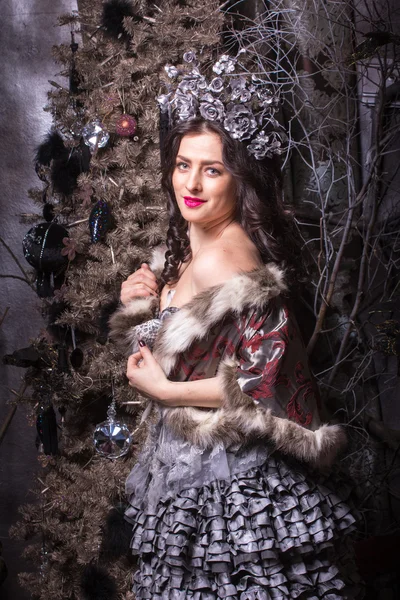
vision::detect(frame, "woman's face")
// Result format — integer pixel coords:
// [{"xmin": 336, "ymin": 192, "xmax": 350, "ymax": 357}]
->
[{"xmin": 171, "ymin": 131, "xmax": 237, "ymax": 226}]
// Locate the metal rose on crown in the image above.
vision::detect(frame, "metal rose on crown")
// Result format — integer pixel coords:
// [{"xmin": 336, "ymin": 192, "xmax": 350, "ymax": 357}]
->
[{"xmin": 157, "ymin": 50, "xmax": 287, "ymax": 160}]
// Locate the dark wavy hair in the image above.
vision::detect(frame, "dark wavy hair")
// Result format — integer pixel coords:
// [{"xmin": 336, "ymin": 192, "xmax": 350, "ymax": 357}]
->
[{"xmin": 160, "ymin": 117, "xmax": 307, "ymax": 290}]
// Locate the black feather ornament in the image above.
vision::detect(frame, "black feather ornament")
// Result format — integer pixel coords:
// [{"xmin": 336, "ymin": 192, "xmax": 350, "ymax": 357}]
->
[
  {"xmin": 36, "ymin": 133, "xmax": 91, "ymax": 196},
  {"xmin": 80, "ymin": 563, "xmax": 118, "ymax": 600},
  {"xmin": 35, "ymin": 131, "xmax": 68, "ymax": 166},
  {"xmin": 102, "ymin": 0, "xmax": 142, "ymax": 40},
  {"xmin": 100, "ymin": 504, "xmax": 132, "ymax": 559},
  {"xmin": 43, "ymin": 203, "xmax": 55, "ymax": 222},
  {"xmin": 51, "ymin": 143, "xmax": 91, "ymax": 196},
  {"xmin": 2, "ymin": 345, "xmax": 44, "ymax": 369}
]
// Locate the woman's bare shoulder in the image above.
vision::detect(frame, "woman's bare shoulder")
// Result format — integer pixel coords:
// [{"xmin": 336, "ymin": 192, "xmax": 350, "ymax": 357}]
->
[{"xmin": 192, "ymin": 232, "xmax": 262, "ymax": 294}]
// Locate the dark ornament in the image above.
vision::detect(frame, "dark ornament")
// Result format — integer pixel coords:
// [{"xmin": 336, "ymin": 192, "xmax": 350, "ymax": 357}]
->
[
  {"xmin": 100, "ymin": 504, "xmax": 132, "ymax": 559},
  {"xmin": 2, "ymin": 345, "xmax": 43, "ymax": 369},
  {"xmin": 58, "ymin": 405, "xmax": 67, "ymax": 427},
  {"xmin": 51, "ymin": 142, "xmax": 91, "ymax": 196},
  {"xmin": 35, "ymin": 131, "xmax": 91, "ymax": 195},
  {"xmin": 70, "ymin": 327, "xmax": 84, "ymax": 370},
  {"xmin": 57, "ymin": 343, "xmax": 70, "ymax": 374},
  {"xmin": 35, "ymin": 131, "xmax": 66, "ymax": 166},
  {"xmin": 81, "ymin": 562, "xmax": 118, "ymax": 600},
  {"xmin": 43, "ymin": 203, "xmax": 55, "ymax": 222},
  {"xmin": 23, "ymin": 222, "xmax": 69, "ymax": 297},
  {"xmin": 36, "ymin": 401, "xmax": 58, "ymax": 455},
  {"xmin": 69, "ymin": 31, "xmax": 81, "ymax": 95},
  {"xmin": 115, "ymin": 113, "xmax": 137, "ymax": 136},
  {"xmin": 23, "ymin": 222, "xmax": 69, "ymax": 270},
  {"xmin": 70, "ymin": 347, "xmax": 84, "ymax": 370},
  {"xmin": 89, "ymin": 200, "xmax": 111, "ymax": 243},
  {"xmin": 102, "ymin": 0, "xmax": 142, "ymax": 41}
]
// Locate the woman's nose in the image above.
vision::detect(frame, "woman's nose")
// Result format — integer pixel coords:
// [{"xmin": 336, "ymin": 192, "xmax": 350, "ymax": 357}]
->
[{"xmin": 185, "ymin": 169, "xmax": 202, "ymax": 192}]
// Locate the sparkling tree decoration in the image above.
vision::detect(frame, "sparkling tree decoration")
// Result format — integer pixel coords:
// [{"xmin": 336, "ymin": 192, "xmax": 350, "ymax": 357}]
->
[
  {"xmin": 82, "ymin": 119, "xmax": 110, "ymax": 151},
  {"xmin": 115, "ymin": 113, "xmax": 137, "ymax": 137},
  {"xmin": 93, "ymin": 397, "xmax": 132, "ymax": 459},
  {"xmin": 89, "ymin": 199, "xmax": 111, "ymax": 243}
]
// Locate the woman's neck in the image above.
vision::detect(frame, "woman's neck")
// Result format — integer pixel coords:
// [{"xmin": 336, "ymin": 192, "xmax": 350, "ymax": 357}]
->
[{"xmin": 188, "ymin": 215, "xmax": 237, "ymax": 256}]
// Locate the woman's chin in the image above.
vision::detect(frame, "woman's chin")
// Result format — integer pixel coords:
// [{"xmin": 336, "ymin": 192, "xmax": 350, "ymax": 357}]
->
[{"xmin": 180, "ymin": 207, "xmax": 208, "ymax": 222}]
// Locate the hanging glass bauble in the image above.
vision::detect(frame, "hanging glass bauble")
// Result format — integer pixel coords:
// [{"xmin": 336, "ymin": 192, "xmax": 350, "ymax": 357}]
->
[
  {"xmin": 89, "ymin": 199, "xmax": 111, "ymax": 243},
  {"xmin": 93, "ymin": 400, "xmax": 132, "ymax": 459},
  {"xmin": 82, "ymin": 119, "xmax": 109, "ymax": 151}
]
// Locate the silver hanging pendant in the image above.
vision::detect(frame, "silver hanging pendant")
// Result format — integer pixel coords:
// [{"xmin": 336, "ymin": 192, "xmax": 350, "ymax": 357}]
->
[{"xmin": 93, "ymin": 391, "xmax": 132, "ymax": 459}]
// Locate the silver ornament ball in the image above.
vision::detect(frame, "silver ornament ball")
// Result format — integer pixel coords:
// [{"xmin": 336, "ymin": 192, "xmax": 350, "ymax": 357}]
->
[
  {"xmin": 93, "ymin": 418, "xmax": 132, "ymax": 459},
  {"xmin": 82, "ymin": 119, "xmax": 110, "ymax": 151}
]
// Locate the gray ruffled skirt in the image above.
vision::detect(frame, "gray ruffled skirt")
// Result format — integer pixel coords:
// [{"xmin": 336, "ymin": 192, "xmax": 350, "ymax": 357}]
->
[{"xmin": 125, "ymin": 453, "xmax": 363, "ymax": 599}]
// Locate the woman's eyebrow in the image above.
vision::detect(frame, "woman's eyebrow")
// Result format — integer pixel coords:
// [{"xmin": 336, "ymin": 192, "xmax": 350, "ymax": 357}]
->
[{"xmin": 176, "ymin": 154, "xmax": 224, "ymax": 166}]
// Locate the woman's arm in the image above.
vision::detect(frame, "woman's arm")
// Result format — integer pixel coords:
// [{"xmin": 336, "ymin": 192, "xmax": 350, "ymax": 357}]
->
[
  {"xmin": 160, "ymin": 377, "xmax": 223, "ymax": 408},
  {"xmin": 127, "ymin": 345, "xmax": 223, "ymax": 408}
]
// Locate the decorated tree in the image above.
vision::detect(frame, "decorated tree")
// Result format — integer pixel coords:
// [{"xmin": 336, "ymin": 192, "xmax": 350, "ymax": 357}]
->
[{"xmin": 9, "ymin": 1, "xmax": 227, "ymax": 598}]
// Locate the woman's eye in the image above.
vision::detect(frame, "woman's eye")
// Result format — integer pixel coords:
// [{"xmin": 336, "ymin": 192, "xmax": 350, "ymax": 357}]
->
[{"xmin": 175, "ymin": 163, "xmax": 220, "ymax": 175}]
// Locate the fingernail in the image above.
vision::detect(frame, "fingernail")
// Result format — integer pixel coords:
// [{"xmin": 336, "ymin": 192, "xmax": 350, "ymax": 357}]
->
[{"xmin": 138, "ymin": 339, "xmax": 146, "ymax": 347}]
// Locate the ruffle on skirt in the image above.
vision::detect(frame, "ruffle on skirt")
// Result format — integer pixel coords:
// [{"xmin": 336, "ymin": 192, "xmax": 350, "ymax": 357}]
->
[{"xmin": 125, "ymin": 454, "xmax": 363, "ymax": 599}]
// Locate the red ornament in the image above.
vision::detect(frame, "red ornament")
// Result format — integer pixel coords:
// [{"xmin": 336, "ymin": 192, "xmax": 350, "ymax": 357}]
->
[{"xmin": 115, "ymin": 114, "xmax": 137, "ymax": 137}]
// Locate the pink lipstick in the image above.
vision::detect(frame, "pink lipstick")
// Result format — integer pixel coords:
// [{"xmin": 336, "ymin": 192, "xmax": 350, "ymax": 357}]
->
[{"xmin": 184, "ymin": 196, "xmax": 207, "ymax": 208}]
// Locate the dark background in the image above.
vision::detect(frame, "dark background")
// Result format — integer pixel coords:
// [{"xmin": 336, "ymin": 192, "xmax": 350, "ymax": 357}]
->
[{"xmin": 0, "ymin": 2, "xmax": 77, "ymax": 598}]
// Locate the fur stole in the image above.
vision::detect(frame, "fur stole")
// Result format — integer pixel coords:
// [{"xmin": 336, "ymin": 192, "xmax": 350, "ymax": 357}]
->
[
  {"xmin": 162, "ymin": 356, "xmax": 346, "ymax": 469},
  {"xmin": 109, "ymin": 262, "xmax": 346, "ymax": 468}
]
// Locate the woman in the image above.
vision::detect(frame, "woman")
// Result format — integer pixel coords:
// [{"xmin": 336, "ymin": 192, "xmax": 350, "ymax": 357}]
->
[{"xmin": 109, "ymin": 118, "xmax": 363, "ymax": 599}]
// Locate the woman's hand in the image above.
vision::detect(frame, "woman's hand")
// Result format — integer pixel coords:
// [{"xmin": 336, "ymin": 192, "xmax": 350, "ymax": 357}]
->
[
  {"xmin": 120, "ymin": 263, "xmax": 159, "ymax": 306},
  {"xmin": 127, "ymin": 342, "xmax": 177, "ymax": 405}
]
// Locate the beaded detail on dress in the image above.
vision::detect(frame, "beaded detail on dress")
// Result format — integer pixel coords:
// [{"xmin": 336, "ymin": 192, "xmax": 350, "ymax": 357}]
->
[{"xmin": 133, "ymin": 289, "xmax": 178, "ymax": 350}]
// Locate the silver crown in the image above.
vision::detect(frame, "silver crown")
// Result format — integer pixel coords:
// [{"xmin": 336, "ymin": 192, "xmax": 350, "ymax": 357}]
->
[{"xmin": 157, "ymin": 50, "xmax": 287, "ymax": 160}]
